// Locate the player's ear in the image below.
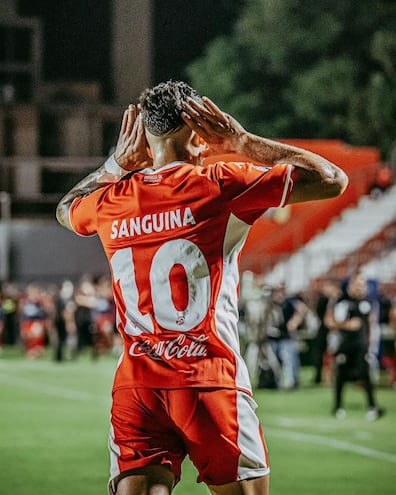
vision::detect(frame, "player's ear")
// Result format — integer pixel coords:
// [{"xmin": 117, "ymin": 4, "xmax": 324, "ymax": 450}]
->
[
  {"xmin": 189, "ymin": 132, "xmax": 208, "ymax": 155},
  {"xmin": 197, "ymin": 137, "xmax": 208, "ymax": 157},
  {"xmin": 198, "ymin": 136, "xmax": 208, "ymax": 150}
]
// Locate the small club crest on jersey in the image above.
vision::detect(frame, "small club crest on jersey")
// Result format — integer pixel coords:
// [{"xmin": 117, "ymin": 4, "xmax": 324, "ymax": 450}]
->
[{"xmin": 176, "ymin": 312, "xmax": 185, "ymax": 325}]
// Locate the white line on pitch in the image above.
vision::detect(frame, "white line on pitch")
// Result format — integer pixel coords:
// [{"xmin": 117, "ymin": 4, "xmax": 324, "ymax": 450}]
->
[
  {"xmin": 0, "ymin": 372, "xmax": 109, "ymax": 405},
  {"xmin": 267, "ymin": 427, "xmax": 396, "ymax": 464}
]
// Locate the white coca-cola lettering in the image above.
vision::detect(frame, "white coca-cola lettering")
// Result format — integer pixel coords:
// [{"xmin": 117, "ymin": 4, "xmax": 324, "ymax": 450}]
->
[{"xmin": 129, "ymin": 334, "xmax": 208, "ymax": 361}]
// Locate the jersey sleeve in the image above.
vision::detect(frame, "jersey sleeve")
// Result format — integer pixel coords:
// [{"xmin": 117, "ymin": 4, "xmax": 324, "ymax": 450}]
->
[
  {"xmin": 69, "ymin": 188, "xmax": 104, "ymax": 236},
  {"xmin": 215, "ymin": 161, "xmax": 294, "ymax": 224}
]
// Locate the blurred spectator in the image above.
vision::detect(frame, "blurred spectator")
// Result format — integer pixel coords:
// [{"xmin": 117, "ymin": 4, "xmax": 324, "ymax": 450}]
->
[
  {"xmin": 19, "ymin": 284, "xmax": 48, "ymax": 358},
  {"xmin": 1, "ymin": 283, "xmax": 20, "ymax": 345},
  {"xmin": 325, "ymin": 272, "xmax": 384, "ymax": 420},
  {"xmin": 40, "ymin": 284, "xmax": 57, "ymax": 349},
  {"xmin": 92, "ymin": 275, "xmax": 116, "ymax": 358},
  {"xmin": 389, "ymin": 299, "xmax": 396, "ymax": 390},
  {"xmin": 240, "ymin": 272, "xmax": 267, "ymax": 385},
  {"xmin": 376, "ymin": 282, "xmax": 395, "ymax": 377},
  {"xmin": 311, "ymin": 279, "xmax": 342, "ymax": 385},
  {"xmin": 54, "ymin": 280, "xmax": 77, "ymax": 362},
  {"xmin": 0, "ymin": 288, "xmax": 4, "ymax": 352},
  {"xmin": 265, "ymin": 284, "xmax": 308, "ymax": 390},
  {"xmin": 74, "ymin": 276, "xmax": 96, "ymax": 357},
  {"xmin": 255, "ymin": 286, "xmax": 283, "ymax": 390}
]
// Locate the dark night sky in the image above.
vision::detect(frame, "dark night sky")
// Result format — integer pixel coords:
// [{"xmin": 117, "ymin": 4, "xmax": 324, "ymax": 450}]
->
[{"xmin": 18, "ymin": 0, "xmax": 243, "ymax": 99}]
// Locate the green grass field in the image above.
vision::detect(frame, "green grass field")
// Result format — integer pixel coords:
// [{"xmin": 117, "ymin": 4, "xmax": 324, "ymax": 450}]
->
[{"xmin": 1, "ymin": 349, "xmax": 395, "ymax": 495}]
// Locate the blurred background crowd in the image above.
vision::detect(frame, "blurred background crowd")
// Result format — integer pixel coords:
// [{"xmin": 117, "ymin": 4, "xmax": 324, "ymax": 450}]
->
[
  {"xmin": 1, "ymin": 269, "xmax": 396, "ymax": 398},
  {"xmin": 0, "ymin": 275, "xmax": 122, "ymax": 362},
  {"xmin": 238, "ymin": 271, "xmax": 396, "ymax": 393}
]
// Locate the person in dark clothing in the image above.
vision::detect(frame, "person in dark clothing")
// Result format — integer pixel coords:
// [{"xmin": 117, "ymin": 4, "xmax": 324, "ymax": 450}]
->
[
  {"xmin": 325, "ymin": 272, "xmax": 385, "ymax": 420},
  {"xmin": 266, "ymin": 285, "xmax": 307, "ymax": 390},
  {"xmin": 74, "ymin": 277, "xmax": 96, "ymax": 357},
  {"xmin": 54, "ymin": 280, "xmax": 76, "ymax": 362},
  {"xmin": 1, "ymin": 283, "xmax": 20, "ymax": 345},
  {"xmin": 312, "ymin": 279, "xmax": 341, "ymax": 384}
]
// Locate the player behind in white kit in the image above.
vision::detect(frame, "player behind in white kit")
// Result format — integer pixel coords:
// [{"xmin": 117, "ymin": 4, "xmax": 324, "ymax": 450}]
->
[{"xmin": 56, "ymin": 80, "xmax": 348, "ymax": 495}]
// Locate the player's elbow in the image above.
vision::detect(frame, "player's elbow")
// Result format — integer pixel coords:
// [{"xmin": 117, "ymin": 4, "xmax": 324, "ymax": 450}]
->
[
  {"xmin": 56, "ymin": 201, "xmax": 72, "ymax": 230},
  {"xmin": 322, "ymin": 169, "xmax": 349, "ymax": 199},
  {"xmin": 290, "ymin": 167, "xmax": 348, "ymax": 203},
  {"xmin": 311, "ymin": 164, "xmax": 349, "ymax": 200}
]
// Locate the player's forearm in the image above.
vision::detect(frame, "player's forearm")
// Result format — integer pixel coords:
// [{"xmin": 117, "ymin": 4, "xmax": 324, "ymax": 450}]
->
[
  {"xmin": 234, "ymin": 132, "xmax": 348, "ymax": 199},
  {"xmin": 236, "ymin": 132, "xmax": 336, "ymax": 173},
  {"xmin": 56, "ymin": 155, "xmax": 126, "ymax": 231}
]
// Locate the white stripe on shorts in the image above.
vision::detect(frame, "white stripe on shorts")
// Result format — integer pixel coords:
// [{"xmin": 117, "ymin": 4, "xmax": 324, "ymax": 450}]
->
[
  {"xmin": 108, "ymin": 424, "xmax": 121, "ymax": 483},
  {"xmin": 236, "ymin": 390, "xmax": 270, "ymax": 480}
]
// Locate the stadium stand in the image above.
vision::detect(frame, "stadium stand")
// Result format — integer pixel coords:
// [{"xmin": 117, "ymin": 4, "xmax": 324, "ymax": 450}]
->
[
  {"xmin": 263, "ymin": 185, "xmax": 396, "ymax": 293},
  {"xmin": 361, "ymin": 243, "xmax": 396, "ymax": 283},
  {"xmin": 239, "ymin": 140, "xmax": 381, "ymax": 274}
]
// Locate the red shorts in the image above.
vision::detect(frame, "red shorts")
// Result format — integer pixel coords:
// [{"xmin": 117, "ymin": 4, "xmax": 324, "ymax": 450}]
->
[{"xmin": 109, "ymin": 387, "xmax": 269, "ymax": 487}]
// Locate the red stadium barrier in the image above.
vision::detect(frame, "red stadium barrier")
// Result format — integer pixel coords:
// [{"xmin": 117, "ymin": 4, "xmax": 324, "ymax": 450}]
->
[{"xmin": 233, "ymin": 140, "xmax": 381, "ymax": 273}]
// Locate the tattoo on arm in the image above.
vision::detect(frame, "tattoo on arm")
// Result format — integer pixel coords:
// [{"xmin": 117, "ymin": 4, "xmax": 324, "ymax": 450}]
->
[{"xmin": 56, "ymin": 164, "xmax": 120, "ymax": 231}]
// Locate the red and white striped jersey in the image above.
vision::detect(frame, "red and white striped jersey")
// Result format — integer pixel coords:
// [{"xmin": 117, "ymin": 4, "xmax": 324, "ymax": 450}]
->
[{"xmin": 69, "ymin": 159, "xmax": 293, "ymax": 393}]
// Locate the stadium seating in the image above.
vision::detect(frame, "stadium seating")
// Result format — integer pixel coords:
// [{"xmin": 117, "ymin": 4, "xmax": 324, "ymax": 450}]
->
[{"xmin": 263, "ymin": 185, "xmax": 396, "ymax": 293}]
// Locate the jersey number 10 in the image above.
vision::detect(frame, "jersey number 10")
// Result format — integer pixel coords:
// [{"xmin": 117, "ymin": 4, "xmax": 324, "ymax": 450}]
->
[{"xmin": 110, "ymin": 239, "xmax": 211, "ymax": 334}]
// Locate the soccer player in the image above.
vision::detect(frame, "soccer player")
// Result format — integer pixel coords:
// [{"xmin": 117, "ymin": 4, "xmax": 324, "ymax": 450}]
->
[{"xmin": 56, "ymin": 81, "xmax": 348, "ymax": 495}]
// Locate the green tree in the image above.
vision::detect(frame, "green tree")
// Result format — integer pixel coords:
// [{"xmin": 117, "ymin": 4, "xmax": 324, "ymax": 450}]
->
[{"xmin": 187, "ymin": 0, "xmax": 396, "ymax": 156}]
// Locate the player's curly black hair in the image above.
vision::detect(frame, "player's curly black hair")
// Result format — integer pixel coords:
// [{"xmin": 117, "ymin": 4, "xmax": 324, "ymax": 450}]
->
[{"xmin": 138, "ymin": 80, "xmax": 203, "ymax": 136}]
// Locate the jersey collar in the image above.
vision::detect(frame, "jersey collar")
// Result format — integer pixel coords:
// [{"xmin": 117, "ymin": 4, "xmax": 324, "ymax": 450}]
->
[{"xmin": 139, "ymin": 161, "xmax": 187, "ymax": 174}]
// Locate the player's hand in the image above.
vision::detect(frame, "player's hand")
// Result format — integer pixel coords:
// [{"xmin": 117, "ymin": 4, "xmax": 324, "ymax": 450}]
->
[
  {"xmin": 181, "ymin": 96, "xmax": 246, "ymax": 155},
  {"xmin": 114, "ymin": 104, "xmax": 153, "ymax": 171}
]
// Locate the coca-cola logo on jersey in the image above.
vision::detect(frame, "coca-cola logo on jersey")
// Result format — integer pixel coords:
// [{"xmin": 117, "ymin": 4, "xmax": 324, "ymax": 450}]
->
[{"xmin": 129, "ymin": 334, "xmax": 208, "ymax": 361}]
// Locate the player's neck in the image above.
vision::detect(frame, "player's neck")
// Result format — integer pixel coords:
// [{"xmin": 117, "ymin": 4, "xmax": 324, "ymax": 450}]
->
[{"xmin": 152, "ymin": 147, "xmax": 196, "ymax": 170}]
